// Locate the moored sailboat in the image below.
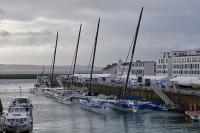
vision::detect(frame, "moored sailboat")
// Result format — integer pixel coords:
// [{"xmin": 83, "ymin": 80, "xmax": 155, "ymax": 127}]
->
[
  {"xmin": 79, "ymin": 18, "xmax": 108, "ymax": 113},
  {"xmin": 108, "ymin": 7, "xmax": 143, "ymax": 113},
  {"xmin": 52, "ymin": 24, "xmax": 85, "ymax": 105},
  {"xmin": 4, "ymin": 106, "xmax": 33, "ymax": 133}
]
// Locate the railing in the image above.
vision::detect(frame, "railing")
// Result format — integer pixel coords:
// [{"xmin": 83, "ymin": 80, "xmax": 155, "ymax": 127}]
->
[{"xmin": 151, "ymin": 84, "xmax": 174, "ymax": 106}]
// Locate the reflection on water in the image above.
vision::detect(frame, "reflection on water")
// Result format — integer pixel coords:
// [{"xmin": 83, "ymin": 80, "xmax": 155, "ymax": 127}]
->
[{"xmin": 0, "ymin": 79, "xmax": 200, "ymax": 133}]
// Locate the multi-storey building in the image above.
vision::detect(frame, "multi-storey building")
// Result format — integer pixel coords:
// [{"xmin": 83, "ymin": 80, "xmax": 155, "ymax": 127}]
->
[
  {"xmin": 156, "ymin": 52, "xmax": 171, "ymax": 76},
  {"xmin": 172, "ymin": 55, "xmax": 200, "ymax": 76},
  {"xmin": 156, "ymin": 49, "xmax": 200, "ymax": 76}
]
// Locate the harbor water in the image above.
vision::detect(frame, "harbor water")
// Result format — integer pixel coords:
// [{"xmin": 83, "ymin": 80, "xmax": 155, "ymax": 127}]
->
[{"xmin": 0, "ymin": 79, "xmax": 200, "ymax": 133}]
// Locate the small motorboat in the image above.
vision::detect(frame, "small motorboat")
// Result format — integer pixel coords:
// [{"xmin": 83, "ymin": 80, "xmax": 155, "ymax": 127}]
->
[
  {"xmin": 4, "ymin": 96, "xmax": 33, "ymax": 133},
  {"xmin": 185, "ymin": 111, "xmax": 200, "ymax": 121},
  {"xmin": 4, "ymin": 106, "xmax": 33, "ymax": 133}
]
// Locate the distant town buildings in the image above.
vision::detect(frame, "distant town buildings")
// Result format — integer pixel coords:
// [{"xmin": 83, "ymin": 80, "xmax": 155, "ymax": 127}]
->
[
  {"xmin": 102, "ymin": 63, "xmax": 118, "ymax": 75},
  {"xmin": 103, "ymin": 49, "xmax": 200, "ymax": 77},
  {"xmin": 103, "ymin": 59, "xmax": 156, "ymax": 76}
]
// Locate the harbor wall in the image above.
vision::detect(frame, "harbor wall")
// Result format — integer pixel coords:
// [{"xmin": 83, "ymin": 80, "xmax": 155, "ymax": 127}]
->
[
  {"xmin": 0, "ymin": 74, "xmax": 37, "ymax": 79},
  {"xmin": 70, "ymin": 82, "xmax": 200, "ymax": 112}
]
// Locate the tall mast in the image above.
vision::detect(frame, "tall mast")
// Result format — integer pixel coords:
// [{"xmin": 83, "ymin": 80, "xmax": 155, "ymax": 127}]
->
[
  {"xmin": 89, "ymin": 18, "xmax": 100, "ymax": 94},
  {"xmin": 51, "ymin": 30, "xmax": 59, "ymax": 77},
  {"xmin": 124, "ymin": 7, "xmax": 143, "ymax": 96},
  {"xmin": 72, "ymin": 24, "xmax": 82, "ymax": 84}
]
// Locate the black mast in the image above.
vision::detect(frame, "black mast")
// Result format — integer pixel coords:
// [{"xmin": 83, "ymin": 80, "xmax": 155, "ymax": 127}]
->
[
  {"xmin": 51, "ymin": 30, "xmax": 59, "ymax": 77},
  {"xmin": 0, "ymin": 98, "xmax": 3, "ymax": 114},
  {"xmin": 72, "ymin": 24, "xmax": 82, "ymax": 84},
  {"xmin": 89, "ymin": 18, "xmax": 100, "ymax": 94},
  {"xmin": 124, "ymin": 7, "xmax": 143, "ymax": 96}
]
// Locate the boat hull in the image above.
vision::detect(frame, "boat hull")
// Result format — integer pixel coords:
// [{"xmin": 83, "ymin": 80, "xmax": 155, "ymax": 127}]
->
[
  {"xmin": 5, "ymin": 123, "xmax": 32, "ymax": 133},
  {"xmin": 108, "ymin": 101, "xmax": 138, "ymax": 112},
  {"xmin": 43, "ymin": 91, "xmax": 55, "ymax": 98},
  {"xmin": 192, "ymin": 83, "xmax": 200, "ymax": 89},
  {"xmin": 54, "ymin": 96, "xmax": 72, "ymax": 105},
  {"xmin": 80, "ymin": 99, "xmax": 107, "ymax": 114},
  {"xmin": 138, "ymin": 102, "xmax": 167, "ymax": 111}
]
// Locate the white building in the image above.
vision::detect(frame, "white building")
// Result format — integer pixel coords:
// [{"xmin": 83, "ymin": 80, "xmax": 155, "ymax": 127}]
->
[
  {"xmin": 103, "ymin": 60, "xmax": 156, "ymax": 76},
  {"xmin": 156, "ymin": 49, "xmax": 200, "ymax": 76}
]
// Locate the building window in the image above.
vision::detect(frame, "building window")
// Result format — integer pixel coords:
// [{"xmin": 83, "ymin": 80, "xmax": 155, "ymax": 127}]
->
[
  {"xmin": 194, "ymin": 58, "xmax": 197, "ymax": 62},
  {"xmin": 184, "ymin": 70, "xmax": 187, "ymax": 74}
]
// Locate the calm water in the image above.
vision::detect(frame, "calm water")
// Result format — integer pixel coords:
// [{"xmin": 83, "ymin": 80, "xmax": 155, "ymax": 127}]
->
[{"xmin": 0, "ymin": 79, "xmax": 200, "ymax": 133}]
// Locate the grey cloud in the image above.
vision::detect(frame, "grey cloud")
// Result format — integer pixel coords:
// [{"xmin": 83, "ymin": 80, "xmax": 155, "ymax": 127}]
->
[
  {"xmin": 0, "ymin": 30, "xmax": 10, "ymax": 37},
  {"xmin": 0, "ymin": 30, "xmax": 55, "ymax": 46},
  {"xmin": 0, "ymin": 8, "xmax": 5, "ymax": 14},
  {"xmin": 0, "ymin": 0, "xmax": 200, "ymax": 66}
]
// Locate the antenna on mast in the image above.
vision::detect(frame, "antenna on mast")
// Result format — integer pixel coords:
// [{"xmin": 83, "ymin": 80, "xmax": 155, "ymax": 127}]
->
[{"xmin": 20, "ymin": 86, "xmax": 22, "ymax": 97}]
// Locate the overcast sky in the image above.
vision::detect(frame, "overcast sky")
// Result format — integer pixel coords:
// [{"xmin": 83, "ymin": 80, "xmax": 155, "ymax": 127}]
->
[{"xmin": 0, "ymin": 0, "xmax": 200, "ymax": 67}]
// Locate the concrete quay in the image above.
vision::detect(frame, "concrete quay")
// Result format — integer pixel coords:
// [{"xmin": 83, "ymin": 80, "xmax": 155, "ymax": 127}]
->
[{"xmin": 65, "ymin": 82, "xmax": 200, "ymax": 112}]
